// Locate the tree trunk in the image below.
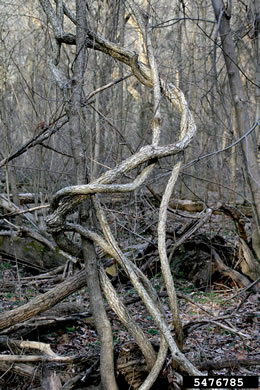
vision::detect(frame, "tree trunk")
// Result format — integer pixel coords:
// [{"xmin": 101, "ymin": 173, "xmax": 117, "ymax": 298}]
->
[
  {"xmin": 68, "ymin": 1, "xmax": 118, "ymax": 388},
  {"xmin": 251, "ymin": 0, "xmax": 260, "ymax": 142},
  {"xmin": 211, "ymin": 0, "xmax": 260, "ymax": 263}
]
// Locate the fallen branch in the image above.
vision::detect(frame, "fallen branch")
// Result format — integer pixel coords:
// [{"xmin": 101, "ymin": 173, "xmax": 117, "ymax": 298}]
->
[
  {"xmin": 0, "ymin": 339, "xmax": 57, "ymax": 356},
  {"xmin": 184, "ymin": 319, "xmax": 250, "ymax": 339},
  {"xmin": 0, "ymin": 269, "xmax": 86, "ymax": 331},
  {"xmin": 0, "ymin": 362, "xmax": 41, "ymax": 381},
  {"xmin": 196, "ymin": 357, "xmax": 260, "ymax": 370},
  {"xmin": 0, "ymin": 355, "xmax": 82, "ymax": 364},
  {"xmin": 168, "ymin": 208, "xmax": 213, "ymax": 262},
  {"xmin": 212, "ymin": 249, "xmax": 254, "ymax": 290}
]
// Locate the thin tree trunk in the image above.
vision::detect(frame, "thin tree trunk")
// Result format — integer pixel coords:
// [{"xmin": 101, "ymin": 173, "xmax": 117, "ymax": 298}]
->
[
  {"xmin": 230, "ymin": 108, "xmax": 238, "ymax": 202},
  {"xmin": 69, "ymin": 1, "xmax": 118, "ymax": 388},
  {"xmin": 211, "ymin": 0, "xmax": 260, "ymax": 262},
  {"xmin": 251, "ymin": 0, "xmax": 260, "ymax": 142},
  {"xmin": 83, "ymin": 236, "xmax": 118, "ymax": 390}
]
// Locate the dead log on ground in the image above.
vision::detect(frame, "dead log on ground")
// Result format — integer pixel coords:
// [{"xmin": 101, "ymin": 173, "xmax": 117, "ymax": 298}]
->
[
  {"xmin": 0, "ymin": 269, "xmax": 86, "ymax": 331},
  {"xmin": 196, "ymin": 358, "xmax": 260, "ymax": 371}
]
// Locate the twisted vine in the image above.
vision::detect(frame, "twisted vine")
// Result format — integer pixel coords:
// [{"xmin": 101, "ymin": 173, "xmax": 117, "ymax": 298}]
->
[{"xmin": 41, "ymin": 0, "xmax": 201, "ymax": 379}]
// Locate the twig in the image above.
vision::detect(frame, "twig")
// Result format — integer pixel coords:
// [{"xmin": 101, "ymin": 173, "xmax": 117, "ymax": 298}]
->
[
  {"xmin": 184, "ymin": 319, "xmax": 250, "ymax": 339},
  {"xmin": 0, "ymin": 204, "xmax": 50, "ymax": 219}
]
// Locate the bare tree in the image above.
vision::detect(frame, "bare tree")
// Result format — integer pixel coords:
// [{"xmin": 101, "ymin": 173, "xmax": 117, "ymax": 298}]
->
[
  {"xmin": 1, "ymin": 1, "xmax": 259, "ymax": 388},
  {"xmin": 211, "ymin": 0, "xmax": 260, "ymax": 262},
  {"xmin": 0, "ymin": 0, "xmax": 204, "ymax": 386}
]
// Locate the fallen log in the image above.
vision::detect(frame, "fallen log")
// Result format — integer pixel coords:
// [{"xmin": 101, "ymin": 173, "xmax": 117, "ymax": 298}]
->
[
  {"xmin": 0, "ymin": 269, "xmax": 86, "ymax": 331},
  {"xmin": 196, "ymin": 357, "xmax": 260, "ymax": 371}
]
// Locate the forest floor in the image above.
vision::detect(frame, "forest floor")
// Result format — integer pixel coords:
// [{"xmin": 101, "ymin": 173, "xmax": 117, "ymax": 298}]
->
[
  {"xmin": 0, "ymin": 211, "xmax": 259, "ymax": 389},
  {"xmin": 0, "ymin": 263, "xmax": 259, "ymax": 389}
]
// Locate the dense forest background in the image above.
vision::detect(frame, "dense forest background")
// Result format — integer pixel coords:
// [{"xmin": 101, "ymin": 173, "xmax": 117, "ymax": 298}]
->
[
  {"xmin": 0, "ymin": 0, "xmax": 259, "ymax": 202},
  {"xmin": 0, "ymin": 0, "xmax": 259, "ymax": 389}
]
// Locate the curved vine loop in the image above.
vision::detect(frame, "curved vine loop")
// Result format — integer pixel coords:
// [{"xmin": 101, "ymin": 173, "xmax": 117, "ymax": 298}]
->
[{"xmin": 44, "ymin": 0, "xmax": 201, "ymax": 377}]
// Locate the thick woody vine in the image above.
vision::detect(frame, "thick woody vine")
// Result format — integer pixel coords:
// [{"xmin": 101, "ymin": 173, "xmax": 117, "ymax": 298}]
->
[{"xmin": 40, "ymin": 0, "xmax": 209, "ymax": 383}]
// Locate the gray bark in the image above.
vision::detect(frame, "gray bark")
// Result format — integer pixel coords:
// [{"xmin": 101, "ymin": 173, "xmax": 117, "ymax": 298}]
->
[
  {"xmin": 69, "ymin": 1, "xmax": 118, "ymax": 388},
  {"xmin": 39, "ymin": 0, "xmax": 201, "ymax": 380},
  {"xmin": 211, "ymin": 0, "xmax": 260, "ymax": 262}
]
